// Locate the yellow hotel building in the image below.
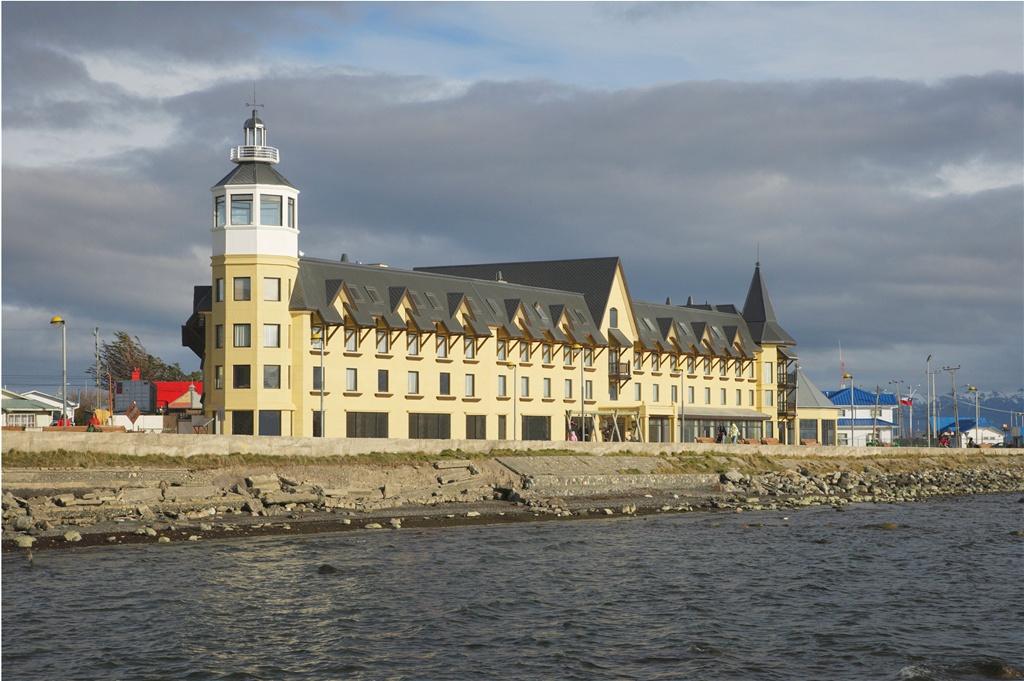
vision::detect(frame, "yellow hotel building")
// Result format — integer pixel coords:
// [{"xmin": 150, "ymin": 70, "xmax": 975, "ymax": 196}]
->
[{"xmin": 183, "ymin": 112, "xmax": 840, "ymax": 444}]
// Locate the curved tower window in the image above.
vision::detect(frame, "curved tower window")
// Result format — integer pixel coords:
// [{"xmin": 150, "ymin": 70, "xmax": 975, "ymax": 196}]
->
[
  {"xmin": 288, "ymin": 197, "xmax": 295, "ymax": 228},
  {"xmin": 609, "ymin": 307, "xmax": 618, "ymax": 328},
  {"xmin": 260, "ymin": 195, "xmax": 282, "ymax": 226},
  {"xmin": 231, "ymin": 194, "xmax": 253, "ymax": 225},
  {"xmin": 215, "ymin": 196, "xmax": 226, "ymax": 227}
]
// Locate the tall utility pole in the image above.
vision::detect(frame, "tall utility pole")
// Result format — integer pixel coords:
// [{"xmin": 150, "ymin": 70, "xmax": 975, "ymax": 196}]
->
[
  {"xmin": 941, "ymin": 365, "xmax": 960, "ymax": 446},
  {"xmin": 925, "ymin": 355, "xmax": 932, "ymax": 446},
  {"xmin": 94, "ymin": 327, "xmax": 101, "ymax": 404}
]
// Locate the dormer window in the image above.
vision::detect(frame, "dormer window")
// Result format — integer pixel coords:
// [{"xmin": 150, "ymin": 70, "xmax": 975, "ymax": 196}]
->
[
  {"xmin": 260, "ymin": 195, "xmax": 282, "ymax": 226},
  {"xmin": 231, "ymin": 194, "xmax": 252, "ymax": 225},
  {"xmin": 609, "ymin": 307, "xmax": 618, "ymax": 328}
]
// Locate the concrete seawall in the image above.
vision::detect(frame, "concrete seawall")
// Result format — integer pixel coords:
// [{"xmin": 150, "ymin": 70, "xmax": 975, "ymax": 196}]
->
[{"xmin": 4, "ymin": 430, "xmax": 1023, "ymax": 459}]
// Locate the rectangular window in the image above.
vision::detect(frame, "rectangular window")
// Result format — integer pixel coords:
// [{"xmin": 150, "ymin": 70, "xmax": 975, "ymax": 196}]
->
[
  {"xmin": 652, "ymin": 355, "xmax": 661, "ymax": 372},
  {"xmin": 408, "ymin": 371, "xmax": 420, "ymax": 395},
  {"xmin": 765, "ymin": 390, "xmax": 774, "ymax": 407},
  {"xmin": 465, "ymin": 374, "xmax": 476, "ymax": 397},
  {"xmin": 720, "ymin": 361, "xmax": 727, "ymax": 377},
  {"xmin": 215, "ymin": 365, "xmax": 224, "ymax": 390},
  {"xmin": 719, "ymin": 388, "xmax": 726, "ymax": 405},
  {"xmin": 671, "ymin": 355, "xmax": 679, "ymax": 372},
  {"xmin": 609, "ymin": 383, "xmax": 618, "ymax": 401},
  {"xmin": 263, "ymin": 277, "xmax": 281, "ymax": 302},
  {"xmin": 521, "ymin": 376, "xmax": 530, "ymax": 397},
  {"xmin": 735, "ymin": 362, "xmax": 743, "ymax": 378},
  {"xmin": 376, "ymin": 330, "xmax": 389, "ymax": 354},
  {"xmin": 233, "ymin": 324, "xmax": 251, "ymax": 347},
  {"xmin": 543, "ymin": 377, "xmax": 552, "ymax": 398},
  {"xmin": 704, "ymin": 387, "xmax": 711, "ymax": 405},
  {"xmin": 634, "ymin": 382, "xmax": 642, "ymax": 401},
  {"xmin": 215, "ymin": 196, "xmax": 226, "ymax": 227},
  {"xmin": 233, "ymin": 277, "xmax": 251, "ymax": 301},
  {"xmin": 215, "ymin": 324, "xmax": 224, "ymax": 349},
  {"xmin": 497, "ymin": 340, "xmax": 508, "ymax": 361},
  {"xmin": 345, "ymin": 328, "xmax": 357, "ymax": 352},
  {"xmin": 633, "ymin": 354, "xmax": 642, "ymax": 371},
  {"xmin": 312, "ymin": 410, "xmax": 323, "ymax": 438},
  {"xmin": 584, "ymin": 349, "xmax": 593, "ymax": 367},
  {"xmin": 436, "ymin": 336, "xmax": 448, "ymax": 359},
  {"xmin": 230, "ymin": 194, "xmax": 252, "ymax": 225},
  {"xmin": 563, "ymin": 347, "xmax": 573, "ymax": 366},
  {"xmin": 346, "ymin": 368, "xmax": 358, "ymax": 392},
  {"xmin": 520, "ymin": 342, "xmax": 530, "ymax": 362},
  {"xmin": 215, "ymin": 278, "xmax": 224, "ymax": 302},
  {"xmin": 264, "ymin": 364, "xmax": 281, "ymax": 389},
  {"xmin": 464, "ymin": 337, "xmax": 476, "ymax": 359},
  {"xmin": 408, "ymin": 413, "xmax": 451, "ymax": 439},
  {"xmin": 347, "ymin": 412, "xmax": 388, "ymax": 438},
  {"xmin": 800, "ymin": 419, "xmax": 819, "ymax": 443},
  {"xmin": 466, "ymin": 415, "xmax": 486, "ymax": 440},
  {"xmin": 231, "ymin": 410, "xmax": 254, "ymax": 435},
  {"xmin": 521, "ymin": 415, "xmax": 551, "ymax": 441},
  {"xmin": 287, "ymin": 197, "xmax": 295, "ymax": 228},
  {"xmin": 259, "ymin": 410, "xmax": 281, "ymax": 436},
  {"xmin": 260, "ymin": 194, "xmax": 282, "ymax": 226},
  {"xmin": 497, "ymin": 375, "xmax": 508, "ymax": 397},
  {"xmin": 748, "ymin": 362, "xmax": 755, "ymax": 378},
  {"xmin": 439, "ymin": 372, "xmax": 451, "ymax": 396},
  {"xmin": 688, "ymin": 385, "xmax": 695, "ymax": 404},
  {"xmin": 407, "ymin": 333, "xmax": 420, "ymax": 356},
  {"xmin": 311, "ymin": 325, "xmax": 323, "ymax": 351},
  {"xmin": 263, "ymin": 324, "xmax": 280, "ymax": 348},
  {"xmin": 584, "ymin": 380, "xmax": 593, "ymax": 400},
  {"xmin": 764, "ymin": 362, "xmax": 774, "ymax": 384},
  {"xmin": 377, "ymin": 369, "xmax": 389, "ymax": 393},
  {"xmin": 703, "ymin": 358, "xmax": 711, "ymax": 375},
  {"xmin": 672, "ymin": 385, "xmax": 678, "ymax": 403},
  {"xmin": 652, "ymin": 384, "xmax": 660, "ymax": 402},
  {"xmin": 498, "ymin": 415, "xmax": 507, "ymax": 440},
  {"xmin": 749, "ymin": 390, "xmax": 754, "ymax": 406},
  {"xmin": 736, "ymin": 389, "xmax": 742, "ymax": 406},
  {"xmin": 542, "ymin": 344, "xmax": 552, "ymax": 364},
  {"xmin": 233, "ymin": 365, "xmax": 251, "ymax": 389},
  {"xmin": 564, "ymin": 379, "xmax": 573, "ymax": 399},
  {"xmin": 687, "ymin": 357, "xmax": 696, "ymax": 374},
  {"xmin": 313, "ymin": 366, "xmax": 323, "ymax": 391}
]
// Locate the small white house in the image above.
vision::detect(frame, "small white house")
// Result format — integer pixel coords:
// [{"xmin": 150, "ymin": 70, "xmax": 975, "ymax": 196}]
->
[
  {"xmin": 938, "ymin": 418, "xmax": 1005, "ymax": 447},
  {"xmin": 21, "ymin": 390, "xmax": 79, "ymax": 422},
  {"xmin": 2, "ymin": 389, "xmax": 55, "ymax": 428}
]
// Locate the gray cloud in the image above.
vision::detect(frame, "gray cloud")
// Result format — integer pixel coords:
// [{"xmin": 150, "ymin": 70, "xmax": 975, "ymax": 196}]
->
[{"xmin": 2, "ymin": 11, "xmax": 1021, "ymax": 395}]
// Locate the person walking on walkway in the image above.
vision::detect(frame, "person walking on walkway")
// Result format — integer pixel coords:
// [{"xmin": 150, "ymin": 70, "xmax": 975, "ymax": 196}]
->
[{"xmin": 729, "ymin": 422, "xmax": 740, "ymax": 444}]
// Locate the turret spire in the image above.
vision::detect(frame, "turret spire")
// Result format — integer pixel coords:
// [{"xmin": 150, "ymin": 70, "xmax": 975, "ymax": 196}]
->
[
  {"xmin": 742, "ymin": 261, "xmax": 795, "ymax": 345},
  {"xmin": 231, "ymin": 92, "xmax": 279, "ymax": 164}
]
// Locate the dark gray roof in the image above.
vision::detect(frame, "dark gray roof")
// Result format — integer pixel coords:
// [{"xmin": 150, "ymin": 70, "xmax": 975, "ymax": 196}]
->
[
  {"xmin": 632, "ymin": 300, "xmax": 760, "ymax": 357},
  {"xmin": 214, "ymin": 162, "xmax": 295, "ymax": 189},
  {"xmin": 796, "ymin": 368, "xmax": 839, "ymax": 409},
  {"xmin": 742, "ymin": 263, "xmax": 795, "ymax": 345},
  {"xmin": 415, "ymin": 257, "xmax": 621, "ymax": 326},
  {"xmin": 290, "ymin": 258, "xmax": 606, "ymax": 345}
]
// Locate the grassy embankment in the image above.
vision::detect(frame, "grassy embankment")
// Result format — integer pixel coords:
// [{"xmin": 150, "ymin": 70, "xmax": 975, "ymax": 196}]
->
[{"xmin": 2, "ymin": 448, "xmax": 1019, "ymax": 476}]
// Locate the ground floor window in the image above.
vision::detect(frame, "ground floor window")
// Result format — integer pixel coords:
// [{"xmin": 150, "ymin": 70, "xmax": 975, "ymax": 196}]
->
[
  {"xmin": 232, "ymin": 410, "xmax": 254, "ymax": 435},
  {"xmin": 466, "ymin": 415, "xmax": 486, "ymax": 440},
  {"xmin": 649, "ymin": 416, "xmax": 670, "ymax": 443},
  {"xmin": 498, "ymin": 415, "xmax": 507, "ymax": 440},
  {"xmin": 522, "ymin": 415, "xmax": 550, "ymax": 441},
  {"xmin": 5, "ymin": 413, "xmax": 36, "ymax": 427},
  {"xmin": 259, "ymin": 410, "xmax": 281, "ymax": 436},
  {"xmin": 681, "ymin": 419, "xmax": 763, "ymax": 442},
  {"xmin": 821, "ymin": 420, "xmax": 836, "ymax": 445},
  {"xmin": 799, "ymin": 419, "xmax": 818, "ymax": 443},
  {"xmin": 409, "ymin": 413, "xmax": 451, "ymax": 439},
  {"xmin": 347, "ymin": 411, "xmax": 388, "ymax": 438},
  {"xmin": 312, "ymin": 410, "xmax": 323, "ymax": 437}
]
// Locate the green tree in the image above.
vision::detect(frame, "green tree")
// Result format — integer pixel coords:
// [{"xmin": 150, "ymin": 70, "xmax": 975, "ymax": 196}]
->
[{"xmin": 89, "ymin": 331, "xmax": 201, "ymax": 382}]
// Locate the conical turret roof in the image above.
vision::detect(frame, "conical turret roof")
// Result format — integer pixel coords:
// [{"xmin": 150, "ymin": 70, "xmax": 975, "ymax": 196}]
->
[{"xmin": 742, "ymin": 262, "xmax": 795, "ymax": 345}]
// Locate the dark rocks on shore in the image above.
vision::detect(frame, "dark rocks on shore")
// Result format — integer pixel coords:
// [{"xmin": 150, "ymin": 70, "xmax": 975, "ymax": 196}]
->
[{"xmin": 317, "ymin": 564, "xmax": 339, "ymax": 574}]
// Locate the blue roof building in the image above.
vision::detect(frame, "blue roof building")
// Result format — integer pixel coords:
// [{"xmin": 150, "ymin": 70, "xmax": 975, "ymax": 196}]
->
[{"xmin": 823, "ymin": 385, "xmax": 899, "ymax": 446}]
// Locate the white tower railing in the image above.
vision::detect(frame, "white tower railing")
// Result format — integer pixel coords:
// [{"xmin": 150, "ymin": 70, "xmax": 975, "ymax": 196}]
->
[{"xmin": 230, "ymin": 145, "xmax": 280, "ymax": 163}]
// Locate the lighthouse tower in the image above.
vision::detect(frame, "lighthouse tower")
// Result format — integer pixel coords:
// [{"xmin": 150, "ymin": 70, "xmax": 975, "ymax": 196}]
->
[{"xmin": 206, "ymin": 109, "xmax": 300, "ymax": 436}]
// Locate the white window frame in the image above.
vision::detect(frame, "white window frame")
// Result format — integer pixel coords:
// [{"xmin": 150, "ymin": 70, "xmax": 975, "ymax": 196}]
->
[
  {"xmin": 263, "ymin": 324, "xmax": 280, "ymax": 348},
  {"xmin": 346, "ymin": 368, "xmax": 358, "ymax": 392},
  {"xmin": 407, "ymin": 371, "xmax": 420, "ymax": 395}
]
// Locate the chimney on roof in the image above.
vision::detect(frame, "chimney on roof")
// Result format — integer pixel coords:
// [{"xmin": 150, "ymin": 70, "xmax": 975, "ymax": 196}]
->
[
  {"xmin": 496, "ymin": 270, "xmax": 505, "ymax": 282},
  {"xmin": 340, "ymin": 253, "xmax": 349, "ymax": 262}
]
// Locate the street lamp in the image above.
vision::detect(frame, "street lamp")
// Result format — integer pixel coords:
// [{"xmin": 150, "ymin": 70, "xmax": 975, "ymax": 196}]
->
[
  {"xmin": 50, "ymin": 315, "xmax": 67, "ymax": 427},
  {"xmin": 967, "ymin": 385, "xmax": 979, "ymax": 447},
  {"xmin": 842, "ymin": 372, "xmax": 854, "ymax": 447}
]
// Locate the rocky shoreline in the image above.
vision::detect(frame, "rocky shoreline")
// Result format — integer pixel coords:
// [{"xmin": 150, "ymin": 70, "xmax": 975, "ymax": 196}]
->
[{"xmin": 4, "ymin": 454, "xmax": 1023, "ymax": 552}]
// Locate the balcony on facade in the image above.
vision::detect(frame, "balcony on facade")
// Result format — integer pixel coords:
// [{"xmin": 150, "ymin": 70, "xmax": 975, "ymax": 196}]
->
[{"xmin": 608, "ymin": 360, "xmax": 631, "ymax": 382}]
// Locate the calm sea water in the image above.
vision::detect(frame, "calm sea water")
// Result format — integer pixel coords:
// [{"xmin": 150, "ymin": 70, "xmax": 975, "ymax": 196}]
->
[{"xmin": 3, "ymin": 495, "xmax": 1022, "ymax": 680}]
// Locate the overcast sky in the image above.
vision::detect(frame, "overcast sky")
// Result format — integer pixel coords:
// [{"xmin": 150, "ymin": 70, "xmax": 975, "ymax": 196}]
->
[{"xmin": 3, "ymin": 1, "xmax": 1022, "ymax": 398}]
